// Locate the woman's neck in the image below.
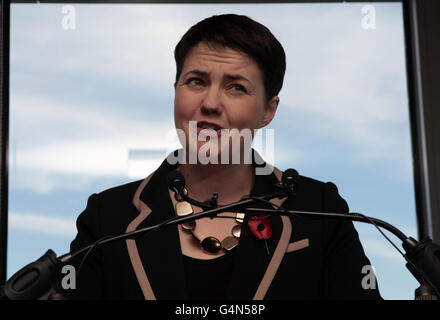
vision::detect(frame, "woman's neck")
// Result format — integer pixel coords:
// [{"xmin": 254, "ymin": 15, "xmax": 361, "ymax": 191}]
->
[{"xmin": 178, "ymin": 163, "xmax": 254, "ymax": 205}]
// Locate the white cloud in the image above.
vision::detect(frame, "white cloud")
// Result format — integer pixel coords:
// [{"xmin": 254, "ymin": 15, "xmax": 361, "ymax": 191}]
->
[
  {"xmin": 10, "ymin": 94, "xmax": 179, "ymax": 192},
  {"xmin": 11, "ymin": 4, "xmax": 192, "ymax": 89},
  {"xmin": 9, "ymin": 212, "xmax": 77, "ymax": 237},
  {"xmin": 362, "ymin": 239, "xmax": 405, "ymax": 263},
  {"xmin": 275, "ymin": 4, "xmax": 410, "ymax": 164}
]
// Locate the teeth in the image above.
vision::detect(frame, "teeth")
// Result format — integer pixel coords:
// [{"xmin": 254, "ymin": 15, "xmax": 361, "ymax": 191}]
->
[{"xmin": 201, "ymin": 124, "xmax": 219, "ymax": 130}]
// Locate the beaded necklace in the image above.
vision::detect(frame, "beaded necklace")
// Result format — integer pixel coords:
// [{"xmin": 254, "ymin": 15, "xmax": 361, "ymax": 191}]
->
[{"xmin": 172, "ymin": 187, "xmax": 245, "ymax": 253}]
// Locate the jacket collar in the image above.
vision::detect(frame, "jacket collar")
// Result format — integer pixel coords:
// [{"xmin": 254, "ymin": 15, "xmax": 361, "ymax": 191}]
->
[{"xmin": 126, "ymin": 149, "xmax": 291, "ymax": 300}]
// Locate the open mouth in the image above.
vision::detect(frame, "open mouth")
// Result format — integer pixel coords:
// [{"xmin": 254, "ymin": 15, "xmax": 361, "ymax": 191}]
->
[{"xmin": 196, "ymin": 121, "xmax": 224, "ymax": 136}]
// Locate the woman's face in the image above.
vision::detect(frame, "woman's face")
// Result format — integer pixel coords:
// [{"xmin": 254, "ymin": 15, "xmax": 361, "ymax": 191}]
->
[{"xmin": 174, "ymin": 41, "xmax": 279, "ymax": 161}]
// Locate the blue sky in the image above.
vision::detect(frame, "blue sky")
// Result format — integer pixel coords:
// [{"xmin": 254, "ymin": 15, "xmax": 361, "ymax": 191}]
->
[{"xmin": 7, "ymin": 2, "xmax": 419, "ymax": 299}]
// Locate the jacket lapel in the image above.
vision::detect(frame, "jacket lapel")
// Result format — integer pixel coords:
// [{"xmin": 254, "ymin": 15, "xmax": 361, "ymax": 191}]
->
[{"xmin": 127, "ymin": 158, "xmax": 189, "ymax": 300}]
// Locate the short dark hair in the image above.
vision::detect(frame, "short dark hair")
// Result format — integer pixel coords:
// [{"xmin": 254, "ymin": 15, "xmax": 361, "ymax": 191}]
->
[{"xmin": 174, "ymin": 14, "xmax": 286, "ymax": 103}]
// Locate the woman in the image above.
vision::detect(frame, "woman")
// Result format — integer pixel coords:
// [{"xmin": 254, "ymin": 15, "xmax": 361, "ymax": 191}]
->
[{"xmin": 68, "ymin": 14, "xmax": 382, "ymax": 300}]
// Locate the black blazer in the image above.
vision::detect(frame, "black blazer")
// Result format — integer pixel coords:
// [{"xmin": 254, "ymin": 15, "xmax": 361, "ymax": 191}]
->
[{"xmin": 67, "ymin": 154, "xmax": 382, "ymax": 300}]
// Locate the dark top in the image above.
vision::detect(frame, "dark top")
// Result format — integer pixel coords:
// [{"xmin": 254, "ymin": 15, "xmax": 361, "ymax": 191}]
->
[
  {"xmin": 183, "ymin": 250, "xmax": 237, "ymax": 300},
  {"xmin": 66, "ymin": 151, "xmax": 382, "ymax": 300}
]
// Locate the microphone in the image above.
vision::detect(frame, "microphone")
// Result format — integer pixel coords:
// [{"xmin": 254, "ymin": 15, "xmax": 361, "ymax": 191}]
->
[
  {"xmin": 1, "ymin": 249, "xmax": 65, "ymax": 300},
  {"xmin": 281, "ymin": 169, "xmax": 300, "ymax": 196},
  {"xmin": 166, "ymin": 171, "xmax": 216, "ymax": 209},
  {"xmin": 166, "ymin": 170, "xmax": 186, "ymax": 196}
]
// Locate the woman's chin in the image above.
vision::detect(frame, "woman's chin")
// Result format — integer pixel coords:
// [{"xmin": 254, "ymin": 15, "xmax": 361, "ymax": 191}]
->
[{"xmin": 182, "ymin": 141, "xmax": 225, "ymax": 165}]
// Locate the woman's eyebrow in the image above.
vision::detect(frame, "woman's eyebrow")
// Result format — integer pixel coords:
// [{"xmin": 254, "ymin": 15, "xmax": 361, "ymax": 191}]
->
[
  {"xmin": 224, "ymin": 73, "xmax": 252, "ymax": 84},
  {"xmin": 183, "ymin": 69, "xmax": 252, "ymax": 84},
  {"xmin": 184, "ymin": 69, "xmax": 209, "ymax": 78}
]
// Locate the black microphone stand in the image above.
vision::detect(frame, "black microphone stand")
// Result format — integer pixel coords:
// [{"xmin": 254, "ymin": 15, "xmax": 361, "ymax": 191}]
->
[{"xmin": 1, "ymin": 183, "xmax": 439, "ymax": 300}]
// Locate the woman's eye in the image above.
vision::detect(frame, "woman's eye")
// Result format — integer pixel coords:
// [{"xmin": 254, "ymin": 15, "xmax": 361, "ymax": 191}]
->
[
  {"xmin": 186, "ymin": 77, "xmax": 203, "ymax": 86},
  {"xmin": 232, "ymin": 84, "xmax": 247, "ymax": 93}
]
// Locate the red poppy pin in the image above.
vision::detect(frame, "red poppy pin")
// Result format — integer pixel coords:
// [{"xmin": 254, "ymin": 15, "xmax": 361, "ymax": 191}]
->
[{"xmin": 247, "ymin": 214, "xmax": 272, "ymax": 240}]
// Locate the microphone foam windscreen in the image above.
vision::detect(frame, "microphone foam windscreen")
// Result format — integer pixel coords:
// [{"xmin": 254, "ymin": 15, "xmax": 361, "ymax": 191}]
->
[
  {"xmin": 282, "ymin": 169, "xmax": 299, "ymax": 183},
  {"xmin": 166, "ymin": 170, "xmax": 186, "ymax": 191}
]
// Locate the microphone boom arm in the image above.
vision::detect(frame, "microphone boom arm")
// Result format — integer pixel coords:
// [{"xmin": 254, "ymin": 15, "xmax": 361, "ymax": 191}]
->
[{"xmin": 2, "ymin": 185, "xmax": 439, "ymax": 300}]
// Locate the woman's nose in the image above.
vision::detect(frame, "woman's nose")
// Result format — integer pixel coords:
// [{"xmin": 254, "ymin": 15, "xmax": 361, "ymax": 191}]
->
[{"xmin": 200, "ymin": 85, "xmax": 222, "ymax": 115}]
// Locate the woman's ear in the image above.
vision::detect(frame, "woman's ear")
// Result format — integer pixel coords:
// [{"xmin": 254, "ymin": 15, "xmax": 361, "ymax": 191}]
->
[{"xmin": 259, "ymin": 96, "xmax": 279, "ymax": 128}]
